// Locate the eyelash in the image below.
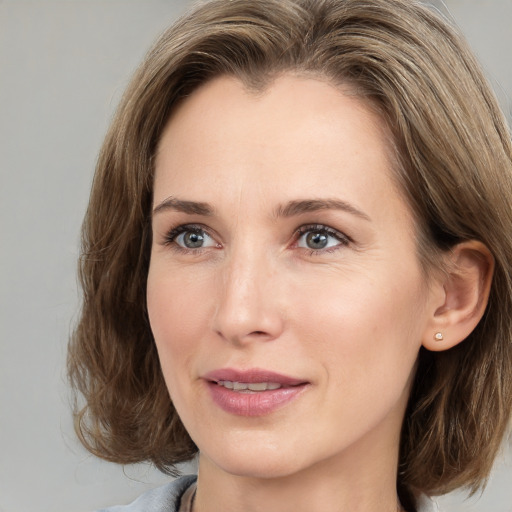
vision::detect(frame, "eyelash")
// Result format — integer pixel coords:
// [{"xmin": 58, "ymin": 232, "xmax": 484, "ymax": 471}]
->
[
  {"xmin": 163, "ymin": 224, "xmax": 215, "ymax": 254},
  {"xmin": 294, "ymin": 224, "xmax": 351, "ymax": 255},
  {"xmin": 162, "ymin": 223, "xmax": 351, "ymax": 255}
]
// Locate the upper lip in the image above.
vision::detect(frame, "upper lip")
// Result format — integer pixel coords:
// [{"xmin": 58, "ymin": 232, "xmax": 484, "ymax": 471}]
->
[{"xmin": 203, "ymin": 368, "xmax": 307, "ymax": 386}]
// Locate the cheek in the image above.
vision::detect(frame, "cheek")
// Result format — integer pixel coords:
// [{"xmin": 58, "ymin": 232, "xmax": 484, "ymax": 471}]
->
[
  {"xmin": 146, "ymin": 264, "xmax": 213, "ymax": 371},
  {"xmin": 290, "ymin": 264, "xmax": 426, "ymax": 385},
  {"xmin": 146, "ymin": 266, "xmax": 212, "ymax": 425},
  {"xmin": 310, "ymin": 282, "xmax": 424, "ymax": 431},
  {"xmin": 292, "ymin": 265, "xmax": 425, "ymax": 337}
]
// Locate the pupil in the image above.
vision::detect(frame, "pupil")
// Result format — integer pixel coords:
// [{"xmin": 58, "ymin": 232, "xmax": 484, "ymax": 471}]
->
[
  {"xmin": 184, "ymin": 231, "xmax": 204, "ymax": 248},
  {"xmin": 306, "ymin": 232, "xmax": 328, "ymax": 249}
]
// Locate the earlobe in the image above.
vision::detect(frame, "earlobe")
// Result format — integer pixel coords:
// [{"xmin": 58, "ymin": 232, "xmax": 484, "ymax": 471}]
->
[{"xmin": 422, "ymin": 241, "xmax": 494, "ymax": 352}]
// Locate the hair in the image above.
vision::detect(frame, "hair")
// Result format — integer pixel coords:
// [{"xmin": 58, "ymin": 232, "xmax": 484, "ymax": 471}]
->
[{"xmin": 68, "ymin": 0, "xmax": 512, "ymax": 509}]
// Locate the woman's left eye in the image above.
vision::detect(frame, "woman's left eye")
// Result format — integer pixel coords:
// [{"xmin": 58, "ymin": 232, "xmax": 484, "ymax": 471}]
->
[{"xmin": 295, "ymin": 225, "xmax": 349, "ymax": 252}]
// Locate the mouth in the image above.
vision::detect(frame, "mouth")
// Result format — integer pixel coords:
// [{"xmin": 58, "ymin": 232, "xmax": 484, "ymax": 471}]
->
[
  {"xmin": 203, "ymin": 368, "xmax": 309, "ymax": 416},
  {"xmin": 214, "ymin": 381, "xmax": 284, "ymax": 392}
]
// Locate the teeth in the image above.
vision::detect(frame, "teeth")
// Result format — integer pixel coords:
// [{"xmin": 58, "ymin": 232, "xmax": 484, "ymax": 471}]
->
[
  {"xmin": 247, "ymin": 382, "xmax": 268, "ymax": 391},
  {"xmin": 217, "ymin": 381, "xmax": 282, "ymax": 391}
]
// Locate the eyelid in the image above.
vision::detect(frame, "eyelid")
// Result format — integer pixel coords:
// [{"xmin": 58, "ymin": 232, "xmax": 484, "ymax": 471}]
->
[
  {"xmin": 293, "ymin": 223, "xmax": 351, "ymax": 251},
  {"xmin": 162, "ymin": 223, "xmax": 220, "ymax": 249}
]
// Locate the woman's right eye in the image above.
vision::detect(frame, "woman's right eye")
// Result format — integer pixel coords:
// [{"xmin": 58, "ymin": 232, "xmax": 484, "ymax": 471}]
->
[{"xmin": 165, "ymin": 226, "xmax": 218, "ymax": 251}]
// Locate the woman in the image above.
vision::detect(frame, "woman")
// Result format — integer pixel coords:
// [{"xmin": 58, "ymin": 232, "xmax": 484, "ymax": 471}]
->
[{"xmin": 68, "ymin": 0, "xmax": 512, "ymax": 511}]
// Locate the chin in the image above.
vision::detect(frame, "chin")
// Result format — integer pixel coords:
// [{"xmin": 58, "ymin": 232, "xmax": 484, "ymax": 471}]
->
[
  {"xmin": 213, "ymin": 456, "xmax": 303, "ymax": 480},
  {"xmin": 199, "ymin": 434, "xmax": 309, "ymax": 480}
]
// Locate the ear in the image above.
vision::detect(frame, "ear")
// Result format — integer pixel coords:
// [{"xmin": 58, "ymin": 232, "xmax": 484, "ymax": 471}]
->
[{"xmin": 422, "ymin": 241, "xmax": 494, "ymax": 352}]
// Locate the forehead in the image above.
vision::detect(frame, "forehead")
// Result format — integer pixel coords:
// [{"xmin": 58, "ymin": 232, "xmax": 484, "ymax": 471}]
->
[
  {"xmin": 158, "ymin": 74, "xmax": 389, "ymax": 148},
  {"xmin": 153, "ymin": 74, "xmax": 410, "ymax": 228}
]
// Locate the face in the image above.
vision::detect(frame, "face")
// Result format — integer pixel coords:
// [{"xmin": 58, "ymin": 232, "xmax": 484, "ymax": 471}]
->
[{"xmin": 147, "ymin": 75, "xmax": 435, "ymax": 481}]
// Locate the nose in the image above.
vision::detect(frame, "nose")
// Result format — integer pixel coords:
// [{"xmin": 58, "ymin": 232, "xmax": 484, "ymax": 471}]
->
[{"xmin": 212, "ymin": 247, "xmax": 285, "ymax": 346}]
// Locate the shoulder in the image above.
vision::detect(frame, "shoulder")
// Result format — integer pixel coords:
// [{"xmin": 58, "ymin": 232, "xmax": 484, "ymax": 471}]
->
[
  {"xmin": 96, "ymin": 475, "xmax": 197, "ymax": 512},
  {"xmin": 417, "ymin": 494, "xmax": 440, "ymax": 512}
]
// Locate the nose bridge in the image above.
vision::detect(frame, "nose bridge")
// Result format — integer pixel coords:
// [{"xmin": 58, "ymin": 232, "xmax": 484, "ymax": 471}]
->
[{"xmin": 213, "ymin": 239, "xmax": 283, "ymax": 344}]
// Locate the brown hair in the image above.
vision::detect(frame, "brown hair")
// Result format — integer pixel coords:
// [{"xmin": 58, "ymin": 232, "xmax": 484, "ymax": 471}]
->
[{"xmin": 68, "ymin": 0, "xmax": 512, "ymax": 508}]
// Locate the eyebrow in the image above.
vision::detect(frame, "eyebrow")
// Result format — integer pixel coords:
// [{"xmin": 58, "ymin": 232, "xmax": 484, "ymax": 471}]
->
[
  {"xmin": 152, "ymin": 197, "xmax": 214, "ymax": 217},
  {"xmin": 152, "ymin": 196, "xmax": 371, "ymax": 222},
  {"xmin": 274, "ymin": 199, "xmax": 371, "ymax": 221}
]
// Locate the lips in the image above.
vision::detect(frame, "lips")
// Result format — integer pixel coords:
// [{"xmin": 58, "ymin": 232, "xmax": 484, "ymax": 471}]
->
[{"xmin": 203, "ymin": 368, "xmax": 309, "ymax": 416}]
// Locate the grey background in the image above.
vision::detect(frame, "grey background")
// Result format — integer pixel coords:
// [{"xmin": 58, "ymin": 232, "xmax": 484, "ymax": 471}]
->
[{"xmin": 0, "ymin": 1, "xmax": 511, "ymax": 511}]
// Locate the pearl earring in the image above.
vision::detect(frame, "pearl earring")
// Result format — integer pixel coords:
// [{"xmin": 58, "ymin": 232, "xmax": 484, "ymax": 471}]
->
[{"xmin": 434, "ymin": 332, "xmax": 444, "ymax": 341}]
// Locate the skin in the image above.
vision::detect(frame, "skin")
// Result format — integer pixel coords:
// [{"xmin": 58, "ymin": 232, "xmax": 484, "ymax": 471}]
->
[{"xmin": 147, "ymin": 75, "xmax": 484, "ymax": 512}]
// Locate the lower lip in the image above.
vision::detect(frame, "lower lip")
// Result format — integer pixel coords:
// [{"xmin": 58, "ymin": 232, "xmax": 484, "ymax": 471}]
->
[{"xmin": 206, "ymin": 382, "xmax": 308, "ymax": 416}]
